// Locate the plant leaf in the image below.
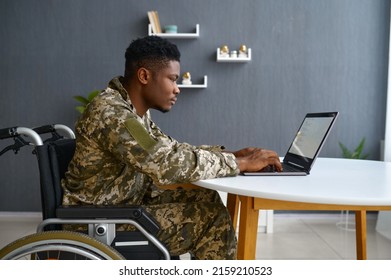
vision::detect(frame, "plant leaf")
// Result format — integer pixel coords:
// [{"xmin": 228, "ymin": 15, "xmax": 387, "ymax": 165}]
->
[
  {"xmin": 87, "ymin": 90, "xmax": 100, "ymax": 101},
  {"xmin": 75, "ymin": 106, "xmax": 85, "ymax": 113},
  {"xmin": 339, "ymin": 138, "xmax": 369, "ymax": 159},
  {"xmin": 339, "ymin": 142, "xmax": 352, "ymax": 158},
  {"xmin": 354, "ymin": 138, "xmax": 365, "ymax": 155},
  {"xmin": 73, "ymin": 96, "xmax": 90, "ymax": 105}
]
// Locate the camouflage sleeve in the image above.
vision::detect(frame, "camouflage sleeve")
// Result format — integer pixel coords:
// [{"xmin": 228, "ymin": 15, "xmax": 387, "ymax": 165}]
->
[{"xmin": 100, "ymin": 112, "xmax": 239, "ymax": 186}]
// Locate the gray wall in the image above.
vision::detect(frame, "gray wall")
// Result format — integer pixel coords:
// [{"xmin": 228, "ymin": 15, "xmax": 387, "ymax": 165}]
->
[{"xmin": 0, "ymin": 0, "xmax": 389, "ymax": 211}]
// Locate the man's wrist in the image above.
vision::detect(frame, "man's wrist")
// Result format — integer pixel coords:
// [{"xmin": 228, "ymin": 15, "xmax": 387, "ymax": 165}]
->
[{"xmin": 235, "ymin": 157, "xmax": 246, "ymax": 172}]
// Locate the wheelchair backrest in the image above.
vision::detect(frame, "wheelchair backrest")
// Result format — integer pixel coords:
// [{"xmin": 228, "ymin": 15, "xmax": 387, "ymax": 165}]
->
[{"xmin": 35, "ymin": 139, "xmax": 76, "ymax": 220}]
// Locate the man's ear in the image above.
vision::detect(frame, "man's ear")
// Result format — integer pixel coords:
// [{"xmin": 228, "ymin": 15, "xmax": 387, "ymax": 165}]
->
[{"xmin": 137, "ymin": 68, "xmax": 151, "ymax": 85}]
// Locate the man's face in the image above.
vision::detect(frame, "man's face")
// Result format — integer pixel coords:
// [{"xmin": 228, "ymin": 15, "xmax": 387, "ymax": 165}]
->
[{"xmin": 144, "ymin": 60, "xmax": 180, "ymax": 113}]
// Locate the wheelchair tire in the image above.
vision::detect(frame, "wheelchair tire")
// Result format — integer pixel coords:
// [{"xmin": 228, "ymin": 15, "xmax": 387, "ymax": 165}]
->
[{"xmin": 0, "ymin": 230, "xmax": 125, "ymax": 260}]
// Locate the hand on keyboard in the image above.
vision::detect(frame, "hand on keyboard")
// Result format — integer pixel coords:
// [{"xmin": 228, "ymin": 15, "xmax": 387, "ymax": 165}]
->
[{"xmin": 233, "ymin": 147, "xmax": 283, "ymax": 173}]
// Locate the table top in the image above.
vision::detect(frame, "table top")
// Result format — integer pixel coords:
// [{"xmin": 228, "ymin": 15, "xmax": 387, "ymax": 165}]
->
[{"xmin": 194, "ymin": 158, "xmax": 391, "ymax": 206}]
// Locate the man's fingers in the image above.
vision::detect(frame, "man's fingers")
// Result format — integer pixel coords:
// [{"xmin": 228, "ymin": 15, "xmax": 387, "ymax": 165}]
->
[{"xmin": 270, "ymin": 158, "xmax": 283, "ymax": 172}]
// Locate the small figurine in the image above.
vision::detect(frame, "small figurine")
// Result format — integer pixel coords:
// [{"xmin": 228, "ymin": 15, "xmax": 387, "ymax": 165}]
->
[
  {"xmin": 220, "ymin": 45, "xmax": 229, "ymax": 57},
  {"xmin": 239, "ymin": 44, "xmax": 248, "ymax": 58},
  {"xmin": 182, "ymin": 72, "xmax": 192, "ymax": 85}
]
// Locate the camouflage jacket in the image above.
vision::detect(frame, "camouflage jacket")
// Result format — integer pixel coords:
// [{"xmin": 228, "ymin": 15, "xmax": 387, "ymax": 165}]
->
[{"xmin": 62, "ymin": 77, "xmax": 239, "ymax": 206}]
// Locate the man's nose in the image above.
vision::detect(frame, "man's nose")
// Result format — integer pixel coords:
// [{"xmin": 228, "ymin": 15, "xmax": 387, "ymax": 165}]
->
[{"xmin": 174, "ymin": 83, "xmax": 180, "ymax": 95}]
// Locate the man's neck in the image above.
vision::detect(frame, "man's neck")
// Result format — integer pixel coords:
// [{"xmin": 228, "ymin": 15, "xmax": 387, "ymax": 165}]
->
[{"xmin": 124, "ymin": 86, "xmax": 147, "ymax": 118}]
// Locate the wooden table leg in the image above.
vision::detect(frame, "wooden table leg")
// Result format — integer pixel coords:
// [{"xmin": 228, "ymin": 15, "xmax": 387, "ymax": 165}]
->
[
  {"xmin": 355, "ymin": 210, "xmax": 367, "ymax": 260},
  {"xmin": 237, "ymin": 196, "xmax": 259, "ymax": 260},
  {"xmin": 227, "ymin": 193, "xmax": 239, "ymax": 231}
]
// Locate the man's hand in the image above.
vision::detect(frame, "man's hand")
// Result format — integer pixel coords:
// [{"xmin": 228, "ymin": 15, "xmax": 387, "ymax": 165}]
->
[{"xmin": 232, "ymin": 147, "xmax": 283, "ymax": 173}]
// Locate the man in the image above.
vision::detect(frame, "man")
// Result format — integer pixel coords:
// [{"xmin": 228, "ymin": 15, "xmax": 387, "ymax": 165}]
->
[{"xmin": 62, "ymin": 36, "xmax": 282, "ymax": 259}]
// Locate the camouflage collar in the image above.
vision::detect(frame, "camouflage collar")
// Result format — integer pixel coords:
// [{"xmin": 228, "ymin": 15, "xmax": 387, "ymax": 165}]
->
[
  {"xmin": 108, "ymin": 76, "xmax": 129, "ymax": 100},
  {"xmin": 107, "ymin": 76, "xmax": 152, "ymax": 121},
  {"xmin": 108, "ymin": 76, "xmax": 141, "ymax": 111}
]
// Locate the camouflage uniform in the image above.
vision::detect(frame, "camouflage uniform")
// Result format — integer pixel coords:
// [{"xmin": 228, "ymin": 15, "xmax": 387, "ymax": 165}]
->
[{"xmin": 62, "ymin": 77, "xmax": 240, "ymax": 259}]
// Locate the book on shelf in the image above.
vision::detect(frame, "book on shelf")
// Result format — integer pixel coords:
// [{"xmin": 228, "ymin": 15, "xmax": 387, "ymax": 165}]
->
[
  {"xmin": 147, "ymin": 11, "xmax": 162, "ymax": 34},
  {"xmin": 153, "ymin": 11, "xmax": 162, "ymax": 33}
]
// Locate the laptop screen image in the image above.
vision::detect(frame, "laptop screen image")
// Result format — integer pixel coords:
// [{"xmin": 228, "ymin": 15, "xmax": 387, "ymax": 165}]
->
[{"xmin": 288, "ymin": 115, "xmax": 336, "ymax": 160}]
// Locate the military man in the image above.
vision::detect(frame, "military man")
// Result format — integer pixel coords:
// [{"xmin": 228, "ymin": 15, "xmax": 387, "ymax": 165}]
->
[{"xmin": 62, "ymin": 36, "xmax": 282, "ymax": 259}]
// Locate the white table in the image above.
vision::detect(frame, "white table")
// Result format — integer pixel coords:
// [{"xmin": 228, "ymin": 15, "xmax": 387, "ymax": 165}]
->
[{"xmin": 194, "ymin": 158, "xmax": 391, "ymax": 260}]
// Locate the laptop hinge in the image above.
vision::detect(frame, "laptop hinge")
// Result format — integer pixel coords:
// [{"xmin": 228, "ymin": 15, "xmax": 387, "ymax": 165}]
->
[
  {"xmin": 287, "ymin": 161, "xmax": 303, "ymax": 168},
  {"xmin": 286, "ymin": 161, "xmax": 309, "ymax": 174}
]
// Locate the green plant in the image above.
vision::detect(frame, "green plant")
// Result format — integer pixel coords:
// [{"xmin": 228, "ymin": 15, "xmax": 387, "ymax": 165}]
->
[
  {"xmin": 338, "ymin": 137, "xmax": 369, "ymax": 159},
  {"xmin": 73, "ymin": 90, "xmax": 100, "ymax": 113}
]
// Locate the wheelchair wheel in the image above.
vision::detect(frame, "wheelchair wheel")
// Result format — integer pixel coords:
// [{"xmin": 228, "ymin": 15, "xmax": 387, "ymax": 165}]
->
[{"xmin": 0, "ymin": 231, "xmax": 125, "ymax": 260}]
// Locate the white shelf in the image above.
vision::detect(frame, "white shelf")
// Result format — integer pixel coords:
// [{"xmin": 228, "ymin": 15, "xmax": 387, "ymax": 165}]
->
[
  {"xmin": 216, "ymin": 48, "xmax": 252, "ymax": 62},
  {"xmin": 148, "ymin": 24, "xmax": 200, "ymax": 38},
  {"xmin": 178, "ymin": 75, "xmax": 207, "ymax": 88}
]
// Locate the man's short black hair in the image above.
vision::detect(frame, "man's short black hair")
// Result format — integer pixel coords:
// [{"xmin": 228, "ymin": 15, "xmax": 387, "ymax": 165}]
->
[{"xmin": 124, "ymin": 36, "xmax": 181, "ymax": 79}]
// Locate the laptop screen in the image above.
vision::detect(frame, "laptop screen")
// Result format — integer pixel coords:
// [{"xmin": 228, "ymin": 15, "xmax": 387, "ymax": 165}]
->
[
  {"xmin": 288, "ymin": 116, "xmax": 335, "ymax": 159},
  {"xmin": 284, "ymin": 112, "xmax": 338, "ymax": 172}
]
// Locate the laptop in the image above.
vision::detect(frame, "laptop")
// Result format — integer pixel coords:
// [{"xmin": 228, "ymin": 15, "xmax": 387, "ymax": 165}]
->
[{"xmin": 242, "ymin": 112, "xmax": 339, "ymax": 176}]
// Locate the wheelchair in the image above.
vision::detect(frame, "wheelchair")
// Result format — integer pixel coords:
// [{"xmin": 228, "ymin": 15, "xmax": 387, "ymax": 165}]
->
[{"xmin": 0, "ymin": 124, "xmax": 172, "ymax": 260}]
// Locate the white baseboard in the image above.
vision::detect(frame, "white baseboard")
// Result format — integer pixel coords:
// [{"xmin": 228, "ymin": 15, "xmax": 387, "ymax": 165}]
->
[{"xmin": 0, "ymin": 211, "xmax": 42, "ymax": 221}]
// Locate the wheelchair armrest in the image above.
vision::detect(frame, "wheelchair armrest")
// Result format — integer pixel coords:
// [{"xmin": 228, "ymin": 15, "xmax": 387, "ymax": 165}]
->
[{"xmin": 56, "ymin": 205, "xmax": 160, "ymax": 235}]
